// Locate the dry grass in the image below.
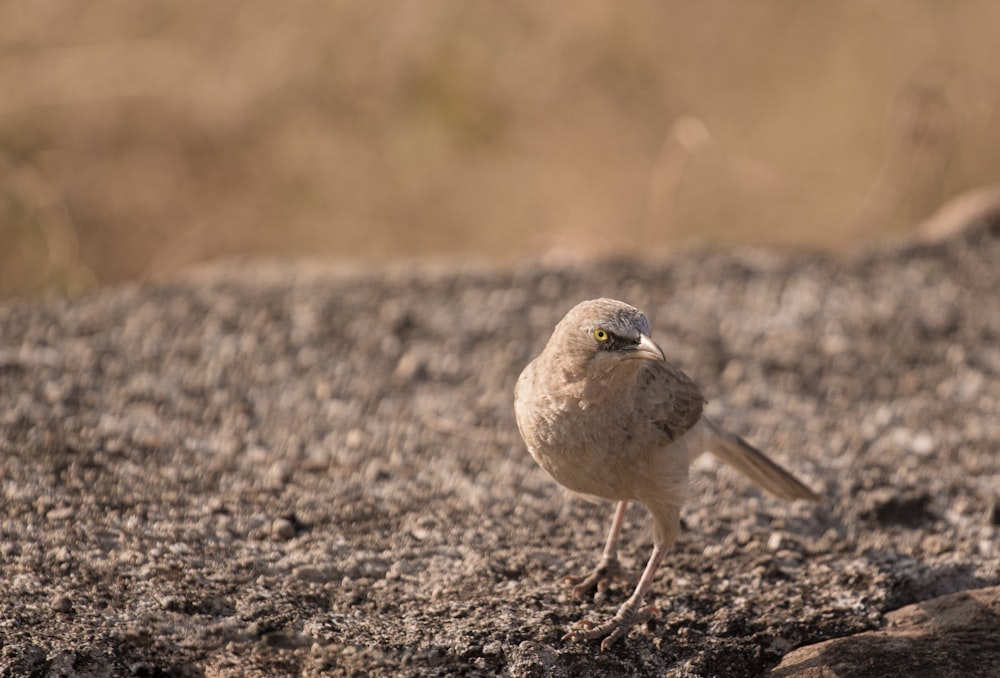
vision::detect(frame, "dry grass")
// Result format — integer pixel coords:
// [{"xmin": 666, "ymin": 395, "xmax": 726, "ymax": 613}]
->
[{"xmin": 2, "ymin": 1, "xmax": 1000, "ymax": 298}]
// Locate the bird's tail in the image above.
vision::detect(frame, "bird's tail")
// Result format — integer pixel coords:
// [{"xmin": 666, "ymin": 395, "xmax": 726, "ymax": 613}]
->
[{"xmin": 702, "ymin": 417, "xmax": 820, "ymax": 502}]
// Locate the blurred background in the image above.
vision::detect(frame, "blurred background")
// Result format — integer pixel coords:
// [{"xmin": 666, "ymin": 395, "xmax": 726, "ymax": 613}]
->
[{"xmin": 2, "ymin": 1, "xmax": 1000, "ymax": 299}]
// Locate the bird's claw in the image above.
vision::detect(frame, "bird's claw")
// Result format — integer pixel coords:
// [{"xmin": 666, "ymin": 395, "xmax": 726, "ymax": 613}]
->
[
  {"xmin": 562, "ymin": 604, "xmax": 659, "ymax": 651},
  {"xmin": 560, "ymin": 556, "xmax": 637, "ymax": 599}
]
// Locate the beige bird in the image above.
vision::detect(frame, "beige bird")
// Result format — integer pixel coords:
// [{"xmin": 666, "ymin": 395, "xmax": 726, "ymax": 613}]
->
[{"xmin": 514, "ymin": 298, "xmax": 819, "ymax": 650}]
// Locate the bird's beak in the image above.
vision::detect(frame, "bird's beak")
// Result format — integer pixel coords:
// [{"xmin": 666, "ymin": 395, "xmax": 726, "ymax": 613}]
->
[{"xmin": 630, "ymin": 334, "xmax": 666, "ymax": 361}]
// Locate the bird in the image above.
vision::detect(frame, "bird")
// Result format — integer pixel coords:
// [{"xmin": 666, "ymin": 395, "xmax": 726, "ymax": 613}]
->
[{"xmin": 513, "ymin": 298, "xmax": 819, "ymax": 650}]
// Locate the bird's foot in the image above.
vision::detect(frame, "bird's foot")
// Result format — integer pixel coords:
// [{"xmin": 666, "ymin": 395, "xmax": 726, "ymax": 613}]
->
[
  {"xmin": 562, "ymin": 603, "xmax": 659, "ymax": 651},
  {"xmin": 560, "ymin": 556, "xmax": 637, "ymax": 599}
]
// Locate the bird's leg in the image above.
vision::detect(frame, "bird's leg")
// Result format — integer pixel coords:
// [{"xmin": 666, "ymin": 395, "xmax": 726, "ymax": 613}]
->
[
  {"xmin": 561, "ymin": 500, "xmax": 637, "ymax": 598},
  {"xmin": 563, "ymin": 542, "xmax": 666, "ymax": 651}
]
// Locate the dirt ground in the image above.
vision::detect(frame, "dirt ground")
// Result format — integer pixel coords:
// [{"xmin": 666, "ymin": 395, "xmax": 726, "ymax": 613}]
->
[{"xmin": 1, "ymin": 222, "xmax": 998, "ymax": 677}]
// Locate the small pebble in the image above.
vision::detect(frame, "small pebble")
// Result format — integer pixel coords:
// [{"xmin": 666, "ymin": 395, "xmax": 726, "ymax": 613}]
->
[
  {"xmin": 46, "ymin": 507, "xmax": 75, "ymax": 521},
  {"xmin": 909, "ymin": 432, "xmax": 935, "ymax": 456},
  {"xmin": 345, "ymin": 429, "xmax": 364, "ymax": 449},
  {"xmin": 395, "ymin": 349, "xmax": 428, "ymax": 381},
  {"xmin": 272, "ymin": 518, "xmax": 296, "ymax": 541},
  {"xmin": 264, "ymin": 461, "xmax": 292, "ymax": 490},
  {"xmin": 482, "ymin": 640, "xmax": 502, "ymax": 655},
  {"xmin": 51, "ymin": 594, "xmax": 73, "ymax": 613}
]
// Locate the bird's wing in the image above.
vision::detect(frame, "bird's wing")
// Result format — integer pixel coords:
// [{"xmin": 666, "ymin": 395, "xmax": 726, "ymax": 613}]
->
[{"xmin": 637, "ymin": 360, "xmax": 706, "ymax": 442}]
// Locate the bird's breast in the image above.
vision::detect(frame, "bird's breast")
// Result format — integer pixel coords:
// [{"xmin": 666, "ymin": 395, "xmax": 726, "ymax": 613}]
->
[{"xmin": 516, "ymin": 382, "xmax": 648, "ymax": 499}]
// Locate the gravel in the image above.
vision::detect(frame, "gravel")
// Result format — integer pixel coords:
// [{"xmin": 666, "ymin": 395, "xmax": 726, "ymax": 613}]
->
[{"xmin": 1, "ymin": 222, "xmax": 998, "ymax": 676}]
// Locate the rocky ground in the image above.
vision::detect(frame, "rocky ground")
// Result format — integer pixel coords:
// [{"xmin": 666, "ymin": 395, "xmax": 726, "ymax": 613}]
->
[{"xmin": 1, "ymin": 221, "xmax": 998, "ymax": 677}]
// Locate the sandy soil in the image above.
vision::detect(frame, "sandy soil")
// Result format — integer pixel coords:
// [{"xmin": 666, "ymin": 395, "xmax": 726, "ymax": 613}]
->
[{"xmin": 1, "ymin": 223, "xmax": 998, "ymax": 676}]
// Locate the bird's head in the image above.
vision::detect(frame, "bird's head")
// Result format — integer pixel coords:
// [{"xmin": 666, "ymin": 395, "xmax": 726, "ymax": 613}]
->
[{"xmin": 546, "ymin": 299, "xmax": 666, "ymax": 374}]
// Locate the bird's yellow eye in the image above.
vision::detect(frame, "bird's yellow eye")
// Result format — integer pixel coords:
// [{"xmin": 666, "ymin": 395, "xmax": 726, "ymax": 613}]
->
[{"xmin": 593, "ymin": 328, "xmax": 609, "ymax": 342}]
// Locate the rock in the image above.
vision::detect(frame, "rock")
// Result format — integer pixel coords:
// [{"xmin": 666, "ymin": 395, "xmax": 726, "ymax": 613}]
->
[{"xmin": 770, "ymin": 586, "xmax": 1000, "ymax": 678}]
